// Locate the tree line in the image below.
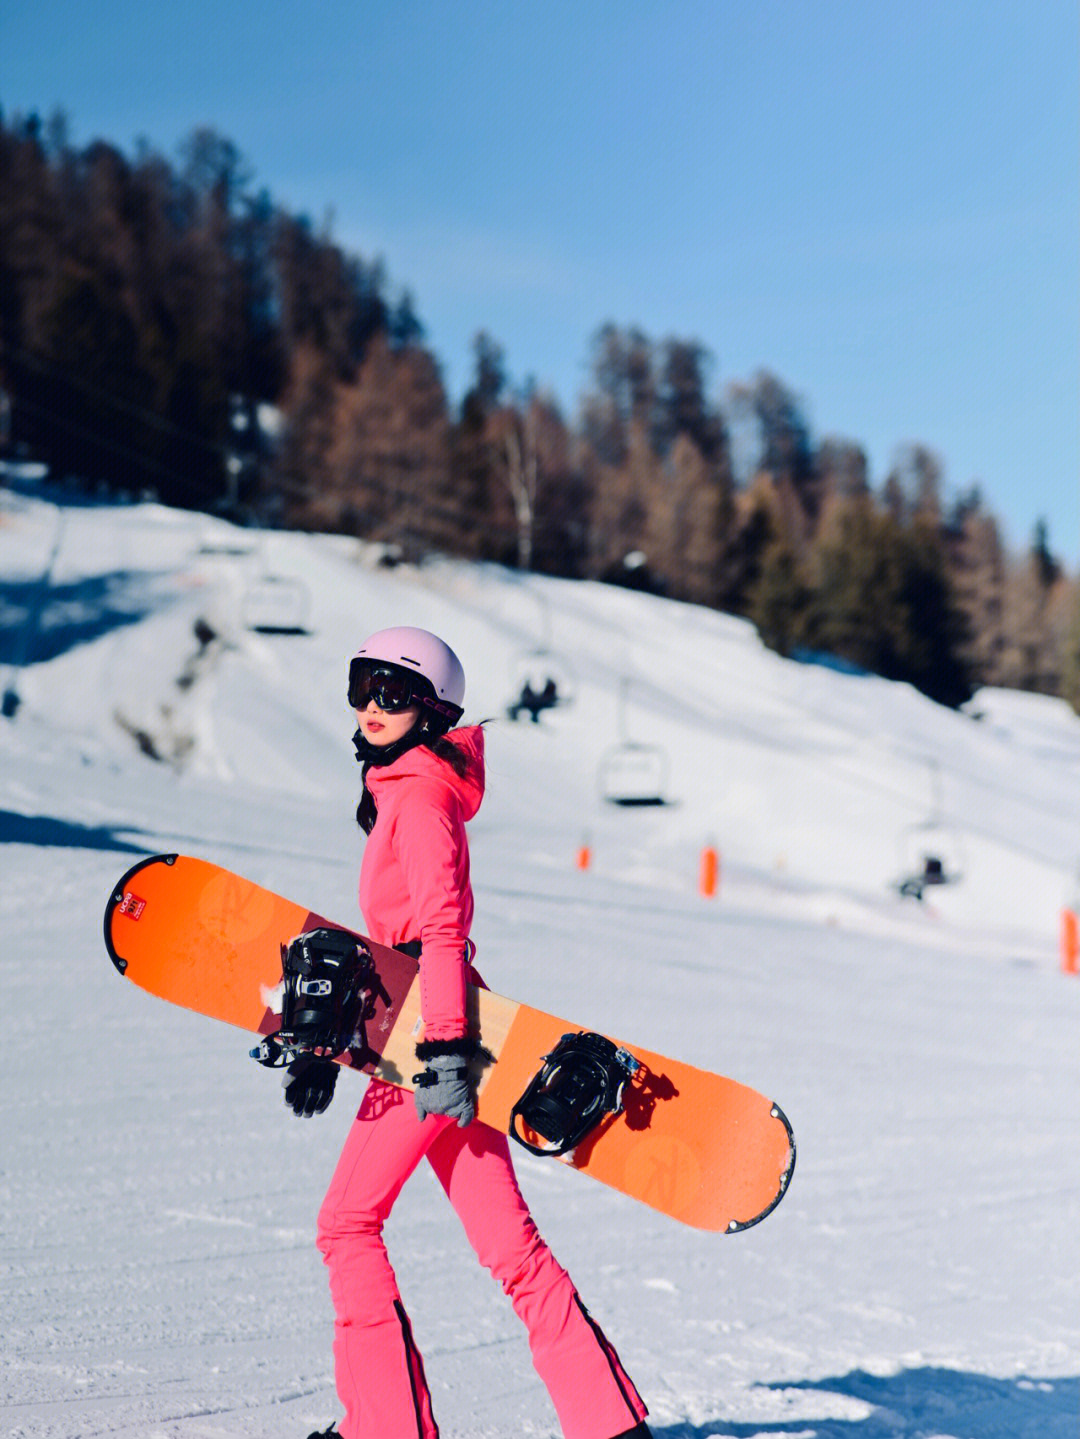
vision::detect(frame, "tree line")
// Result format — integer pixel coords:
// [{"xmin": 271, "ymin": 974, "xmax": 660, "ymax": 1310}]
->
[{"xmin": 2, "ymin": 112, "xmax": 1078, "ymax": 713}]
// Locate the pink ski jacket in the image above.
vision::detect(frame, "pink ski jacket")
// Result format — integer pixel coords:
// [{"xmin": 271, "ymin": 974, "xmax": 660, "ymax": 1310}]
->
[{"xmin": 358, "ymin": 726, "xmax": 485, "ymax": 1042}]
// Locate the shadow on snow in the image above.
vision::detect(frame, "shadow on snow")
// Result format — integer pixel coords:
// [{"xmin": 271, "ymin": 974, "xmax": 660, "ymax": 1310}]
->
[
  {"xmin": 0, "ymin": 810, "xmax": 148, "ymax": 853},
  {"xmin": 651, "ymin": 1366, "xmax": 1078, "ymax": 1439},
  {"xmin": 0, "ymin": 570, "xmax": 179, "ymax": 666}
]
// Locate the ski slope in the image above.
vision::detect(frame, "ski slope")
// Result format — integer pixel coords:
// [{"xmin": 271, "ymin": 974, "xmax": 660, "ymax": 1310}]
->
[{"xmin": 2, "ymin": 476, "xmax": 1078, "ymax": 1439}]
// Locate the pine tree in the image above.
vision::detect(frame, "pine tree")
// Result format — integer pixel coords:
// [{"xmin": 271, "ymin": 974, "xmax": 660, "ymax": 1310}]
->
[
  {"xmin": 1062, "ymin": 583, "xmax": 1080, "ymax": 716},
  {"xmin": 805, "ymin": 497, "xmax": 973, "ymax": 706},
  {"xmin": 997, "ymin": 523, "xmax": 1067, "ymax": 692},
  {"xmin": 747, "ymin": 536, "xmax": 812, "ymax": 657}
]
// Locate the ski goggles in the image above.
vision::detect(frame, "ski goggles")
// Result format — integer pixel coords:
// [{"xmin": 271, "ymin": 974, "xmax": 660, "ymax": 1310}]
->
[{"xmin": 348, "ymin": 659, "xmax": 462, "ymax": 722}]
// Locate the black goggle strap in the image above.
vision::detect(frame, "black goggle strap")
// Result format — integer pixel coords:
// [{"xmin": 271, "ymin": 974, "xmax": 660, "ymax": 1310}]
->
[{"xmin": 418, "ymin": 692, "xmax": 464, "ymax": 723}]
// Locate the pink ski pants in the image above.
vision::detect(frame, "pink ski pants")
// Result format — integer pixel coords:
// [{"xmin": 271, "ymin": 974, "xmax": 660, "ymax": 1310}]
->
[{"xmin": 316, "ymin": 1077, "xmax": 648, "ymax": 1439}]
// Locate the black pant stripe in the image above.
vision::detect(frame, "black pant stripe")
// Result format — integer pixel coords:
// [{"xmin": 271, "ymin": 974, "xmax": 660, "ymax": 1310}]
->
[
  {"xmin": 572, "ymin": 1293, "xmax": 639, "ymax": 1420},
  {"xmin": 393, "ymin": 1299, "xmax": 439, "ymax": 1439}
]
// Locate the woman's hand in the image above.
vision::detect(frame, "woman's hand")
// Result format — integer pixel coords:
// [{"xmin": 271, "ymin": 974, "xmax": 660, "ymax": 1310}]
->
[
  {"xmin": 412, "ymin": 1039, "xmax": 486, "ymax": 1127},
  {"xmin": 282, "ymin": 1053, "xmax": 338, "ymax": 1117},
  {"xmin": 413, "ymin": 1052, "xmax": 474, "ymax": 1126}
]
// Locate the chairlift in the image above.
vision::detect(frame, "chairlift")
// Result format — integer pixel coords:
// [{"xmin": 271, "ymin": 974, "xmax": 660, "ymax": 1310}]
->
[
  {"xmin": 241, "ymin": 575, "xmax": 312, "ymax": 635},
  {"xmin": 597, "ymin": 676, "xmax": 672, "ymax": 806},
  {"xmin": 506, "ymin": 647, "xmax": 575, "ymax": 723},
  {"xmin": 505, "ymin": 588, "xmax": 575, "ymax": 723},
  {"xmin": 196, "ymin": 538, "xmax": 255, "ymax": 558},
  {"xmin": 598, "ymin": 741, "xmax": 671, "ymax": 806},
  {"xmin": 894, "ymin": 761, "xmax": 965, "ymax": 900},
  {"xmin": 896, "ymin": 843, "xmax": 960, "ymax": 900}
]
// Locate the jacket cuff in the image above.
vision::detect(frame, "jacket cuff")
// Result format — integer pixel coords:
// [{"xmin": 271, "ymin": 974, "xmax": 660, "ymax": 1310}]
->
[
  {"xmin": 415, "ymin": 1037, "xmax": 494, "ymax": 1064},
  {"xmin": 415, "ymin": 1037, "xmax": 480, "ymax": 1062}
]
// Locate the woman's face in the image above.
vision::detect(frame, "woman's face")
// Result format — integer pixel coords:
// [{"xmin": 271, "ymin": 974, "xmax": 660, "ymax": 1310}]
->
[{"xmin": 355, "ymin": 699, "xmax": 421, "ymax": 748}]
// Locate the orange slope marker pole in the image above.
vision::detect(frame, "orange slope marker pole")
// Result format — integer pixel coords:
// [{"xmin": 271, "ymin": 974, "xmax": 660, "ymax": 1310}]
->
[
  {"xmin": 699, "ymin": 843, "xmax": 719, "ymax": 898},
  {"xmin": 1061, "ymin": 908, "xmax": 1079, "ymax": 975}
]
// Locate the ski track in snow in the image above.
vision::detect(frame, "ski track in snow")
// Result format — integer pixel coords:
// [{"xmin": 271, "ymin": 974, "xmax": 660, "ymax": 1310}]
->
[{"xmin": 1, "ymin": 479, "xmax": 1078, "ymax": 1438}]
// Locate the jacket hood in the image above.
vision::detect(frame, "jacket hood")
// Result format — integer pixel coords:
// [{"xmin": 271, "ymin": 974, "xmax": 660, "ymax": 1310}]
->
[{"xmin": 363, "ymin": 725, "xmax": 485, "ymax": 821}]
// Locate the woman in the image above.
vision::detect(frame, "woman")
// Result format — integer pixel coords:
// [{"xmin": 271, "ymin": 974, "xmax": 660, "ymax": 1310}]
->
[{"xmin": 289, "ymin": 626, "xmax": 651, "ymax": 1439}]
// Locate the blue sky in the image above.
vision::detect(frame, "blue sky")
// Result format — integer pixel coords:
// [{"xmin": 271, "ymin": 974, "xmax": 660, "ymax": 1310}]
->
[{"xmin": 3, "ymin": 0, "xmax": 1077, "ymax": 564}]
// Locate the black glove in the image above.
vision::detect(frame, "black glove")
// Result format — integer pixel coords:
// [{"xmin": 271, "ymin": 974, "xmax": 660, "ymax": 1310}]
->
[{"xmin": 282, "ymin": 1054, "xmax": 338, "ymax": 1117}]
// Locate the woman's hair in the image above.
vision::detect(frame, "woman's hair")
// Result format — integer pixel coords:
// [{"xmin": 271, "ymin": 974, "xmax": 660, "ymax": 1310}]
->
[
  {"xmin": 425, "ymin": 732, "xmax": 472, "ymax": 777},
  {"xmin": 355, "ymin": 728, "xmax": 475, "ymax": 833}
]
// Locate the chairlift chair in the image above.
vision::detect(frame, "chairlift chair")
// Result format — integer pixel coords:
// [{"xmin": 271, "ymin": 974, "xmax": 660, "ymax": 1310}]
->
[
  {"xmin": 895, "ymin": 822, "xmax": 964, "ymax": 901},
  {"xmin": 893, "ymin": 759, "xmax": 965, "ymax": 900},
  {"xmin": 241, "ymin": 575, "xmax": 312, "ymax": 635},
  {"xmin": 598, "ymin": 740, "xmax": 670, "ymax": 807},
  {"xmin": 506, "ymin": 646, "xmax": 574, "ymax": 723},
  {"xmin": 597, "ymin": 673, "xmax": 672, "ymax": 805}
]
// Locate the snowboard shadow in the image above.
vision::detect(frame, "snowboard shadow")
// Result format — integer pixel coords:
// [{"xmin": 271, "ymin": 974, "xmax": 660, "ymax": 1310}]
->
[
  {"xmin": 649, "ymin": 1365, "xmax": 1079, "ymax": 1439},
  {"xmin": 0, "ymin": 809, "xmax": 148, "ymax": 853}
]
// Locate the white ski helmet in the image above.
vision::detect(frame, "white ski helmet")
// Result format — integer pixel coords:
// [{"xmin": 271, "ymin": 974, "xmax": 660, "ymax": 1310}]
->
[{"xmin": 352, "ymin": 626, "xmax": 466, "ymax": 715}]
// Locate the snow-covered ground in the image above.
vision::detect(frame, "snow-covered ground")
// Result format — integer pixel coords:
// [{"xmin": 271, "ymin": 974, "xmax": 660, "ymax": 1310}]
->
[{"xmin": 2, "ymin": 475, "xmax": 1078, "ymax": 1439}]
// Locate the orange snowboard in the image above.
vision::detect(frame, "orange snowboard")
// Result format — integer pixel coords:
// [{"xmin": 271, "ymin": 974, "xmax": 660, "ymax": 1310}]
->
[{"xmin": 104, "ymin": 853, "xmax": 794, "ymax": 1232}]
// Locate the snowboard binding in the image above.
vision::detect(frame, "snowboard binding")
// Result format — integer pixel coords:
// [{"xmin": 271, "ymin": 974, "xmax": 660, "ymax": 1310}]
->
[
  {"xmin": 251, "ymin": 927, "xmax": 376, "ymax": 1066},
  {"xmin": 510, "ymin": 1031, "xmax": 641, "ymax": 1157}
]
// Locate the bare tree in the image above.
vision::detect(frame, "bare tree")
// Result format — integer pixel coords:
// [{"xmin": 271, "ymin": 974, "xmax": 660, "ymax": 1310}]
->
[{"xmin": 499, "ymin": 404, "xmax": 538, "ymax": 570}]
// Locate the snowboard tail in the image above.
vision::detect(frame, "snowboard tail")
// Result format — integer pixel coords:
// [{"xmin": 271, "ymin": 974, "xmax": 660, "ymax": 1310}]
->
[{"xmin": 105, "ymin": 853, "xmax": 795, "ymax": 1232}]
